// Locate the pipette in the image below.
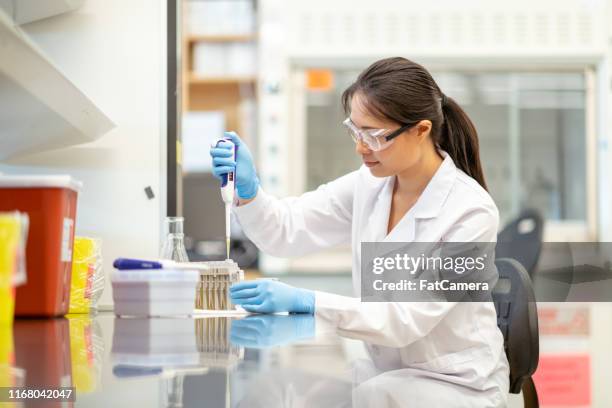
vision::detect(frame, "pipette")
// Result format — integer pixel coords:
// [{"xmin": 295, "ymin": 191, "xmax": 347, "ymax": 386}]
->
[{"xmin": 215, "ymin": 138, "xmax": 236, "ymax": 259}]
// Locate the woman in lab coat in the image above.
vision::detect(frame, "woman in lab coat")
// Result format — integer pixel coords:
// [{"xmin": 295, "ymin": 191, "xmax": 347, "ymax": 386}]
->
[{"xmin": 210, "ymin": 57, "xmax": 509, "ymax": 406}]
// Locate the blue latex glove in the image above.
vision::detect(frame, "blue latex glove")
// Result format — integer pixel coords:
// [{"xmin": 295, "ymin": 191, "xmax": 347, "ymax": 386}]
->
[
  {"xmin": 209, "ymin": 131, "xmax": 260, "ymax": 200},
  {"xmin": 230, "ymin": 280, "xmax": 315, "ymax": 314},
  {"xmin": 230, "ymin": 314, "xmax": 315, "ymax": 348}
]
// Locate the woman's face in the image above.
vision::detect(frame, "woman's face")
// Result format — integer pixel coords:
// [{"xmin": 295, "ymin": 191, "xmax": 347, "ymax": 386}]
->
[{"xmin": 350, "ymin": 93, "xmax": 432, "ymax": 178}]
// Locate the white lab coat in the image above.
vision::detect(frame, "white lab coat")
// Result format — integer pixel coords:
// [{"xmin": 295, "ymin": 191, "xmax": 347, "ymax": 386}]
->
[{"xmin": 233, "ymin": 152, "xmax": 510, "ymax": 406}]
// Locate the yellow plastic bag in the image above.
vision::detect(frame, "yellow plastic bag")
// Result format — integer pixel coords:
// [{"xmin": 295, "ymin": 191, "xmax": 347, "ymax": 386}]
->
[
  {"xmin": 0, "ymin": 212, "xmax": 28, "ymax": 325},
  {"xmin": 69, "ymin": 237, "xmax": 103, "ymax": 314}
]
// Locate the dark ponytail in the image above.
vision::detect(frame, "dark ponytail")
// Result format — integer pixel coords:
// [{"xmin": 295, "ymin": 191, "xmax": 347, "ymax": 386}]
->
[
  {"xmin": 439, "ymin": 96, "xmax": 487, "ymax": 190},
  {"xmin": 342, "ymin": 57, "xmax": 487, "ymax": 190}
]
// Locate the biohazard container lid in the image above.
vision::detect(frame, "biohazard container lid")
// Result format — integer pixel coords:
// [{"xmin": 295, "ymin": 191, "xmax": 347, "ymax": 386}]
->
[{"xmin": 0, "ymin": 175, "xmax": 82, "ymax": 192}]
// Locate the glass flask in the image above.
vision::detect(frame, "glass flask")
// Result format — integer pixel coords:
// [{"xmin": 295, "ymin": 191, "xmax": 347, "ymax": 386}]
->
[{"xmin": 160, "ymin": 217, "xmax": 189, "ymax": 262}]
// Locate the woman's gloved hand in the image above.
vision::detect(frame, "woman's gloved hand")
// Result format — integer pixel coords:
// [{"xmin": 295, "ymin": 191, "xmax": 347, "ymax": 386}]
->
[
  {"xmin": 230, "ymin": 280, "xmax": 315, "ymax": 314},
  {"xmin": 209, "ymin": 131, "xmax": 260, "ymax": 200}
]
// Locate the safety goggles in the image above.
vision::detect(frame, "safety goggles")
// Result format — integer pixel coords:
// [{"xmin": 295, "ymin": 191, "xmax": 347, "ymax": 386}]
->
[{"xmin": 342, "ymin": 118, "xmax": 413, "ymax": 151}]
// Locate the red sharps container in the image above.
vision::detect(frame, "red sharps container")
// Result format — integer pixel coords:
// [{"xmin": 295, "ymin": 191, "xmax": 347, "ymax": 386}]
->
[{"xmin": 0, "ymin": 176, "xmax": 81, "ymax": 316}]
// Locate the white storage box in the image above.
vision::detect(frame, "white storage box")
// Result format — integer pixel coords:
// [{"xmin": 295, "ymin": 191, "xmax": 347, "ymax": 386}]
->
[
  {"xmin": 192, "ymin": 43, "xmax": 227, "ymax": 76},
  {"xmin": 226, "ymin": 43, "xmax": 257, "ymax": 76},
  {"xmin": 111, "ymin": 269, "xmax": 199, "ymax": 317},
  {"xmin": 186, "ymin": 0, "xmax": 255, "ymax": 36}
]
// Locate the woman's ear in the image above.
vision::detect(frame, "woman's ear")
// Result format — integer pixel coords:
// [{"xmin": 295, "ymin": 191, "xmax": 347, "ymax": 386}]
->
[{"xmin": 415, "ymin": 120, "xmax": 432, "ymax": 143}]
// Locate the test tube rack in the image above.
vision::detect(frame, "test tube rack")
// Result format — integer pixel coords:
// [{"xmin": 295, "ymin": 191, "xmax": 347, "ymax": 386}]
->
[{"xmin": 195, "ymin": 260, "xmax": 243, "ymax": 311}]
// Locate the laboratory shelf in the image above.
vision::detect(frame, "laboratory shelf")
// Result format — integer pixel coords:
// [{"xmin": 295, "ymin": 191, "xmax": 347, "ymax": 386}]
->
[
  {"xmin": 0, "ymin": 0, "xmax": 85, "ymax": 25},
  {"xmin": 0, "ymin": 8, "xmax": 115, "ymax": 160},
  {"xmin": 188, "ymin": 74, "xmax": 256, "ymax": 85},
  {"xmin": 187, "ymin": 34, "xmax": 255, "ymax": 43}
]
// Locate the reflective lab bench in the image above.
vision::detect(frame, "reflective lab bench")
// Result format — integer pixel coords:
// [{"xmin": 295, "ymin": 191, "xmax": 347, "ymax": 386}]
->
[
  {"xmin": 5, "ymin": 312, "xmax": 507, "ymax": 408},
  {"xmin": 6, "ymin": 313, "xmax": 354, "ymax": 407}
]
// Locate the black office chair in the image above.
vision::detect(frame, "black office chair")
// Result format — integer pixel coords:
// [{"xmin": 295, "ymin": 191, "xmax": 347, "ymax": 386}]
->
[
  {"xmin": 493, "ymin": 258, "xmax": 540, "ymax": 408},
  {"xmin": 497, "ymin": 209, "xmax": 544, "ymax": 277}
]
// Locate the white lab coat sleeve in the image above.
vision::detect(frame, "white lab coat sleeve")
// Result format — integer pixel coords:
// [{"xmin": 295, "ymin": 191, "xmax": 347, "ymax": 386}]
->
[
  {"xmin": 314, "ymin": 207, "xmax": 499, "ymax": 348},
  {"xmin": 232, "ymin": 171, "xmax": 356, "ymax": 257}
]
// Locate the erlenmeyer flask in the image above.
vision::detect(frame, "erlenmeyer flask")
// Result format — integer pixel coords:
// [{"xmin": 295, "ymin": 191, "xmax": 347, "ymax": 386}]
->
[{"xmin": 160, "ymin": 217, "xmax": 189, "ymax": 262}]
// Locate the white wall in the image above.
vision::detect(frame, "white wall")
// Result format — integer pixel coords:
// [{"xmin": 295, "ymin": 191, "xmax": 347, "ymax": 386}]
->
[
  {"xmin": 0, "ymin": 0, "xmax": 168, "ymax": 307},
  {"xmin": 600, "ymin": 0, "xmax": 612, "ymax": 243}
]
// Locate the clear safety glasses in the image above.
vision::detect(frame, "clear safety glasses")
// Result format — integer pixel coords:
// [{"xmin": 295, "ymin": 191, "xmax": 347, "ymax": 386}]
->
[{"xmin": 342, "ymin": 118, "xmax": 413, "ymax": 152}]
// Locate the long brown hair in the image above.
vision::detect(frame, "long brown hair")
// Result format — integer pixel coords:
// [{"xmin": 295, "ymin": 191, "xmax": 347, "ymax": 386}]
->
[{"xmin": 342, "ymin": 57, "xmax": 487, "ymax": 190}]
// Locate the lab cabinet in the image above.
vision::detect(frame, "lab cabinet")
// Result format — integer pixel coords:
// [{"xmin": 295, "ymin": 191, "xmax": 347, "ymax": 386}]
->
[{"xmin": 0, "ymin": 5, "xmax": 114, "ymax": 160}]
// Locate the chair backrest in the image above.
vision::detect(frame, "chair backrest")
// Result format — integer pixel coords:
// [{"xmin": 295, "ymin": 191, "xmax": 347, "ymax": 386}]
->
[
  {"xmin": 493, "ymin": 258, "xmax": 539, "ymax": 394},
  {"xmin": 497, "ymin": 208, "xmax": 544, "ymax": 276}
]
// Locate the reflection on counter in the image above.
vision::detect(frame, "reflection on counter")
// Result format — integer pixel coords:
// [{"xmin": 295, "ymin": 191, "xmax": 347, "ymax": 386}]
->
[
  {"xmin": 8, "ymin": 315, "xmax": 105, "ymax": 407},
  {"xmin": 112, "ymin": 317, "xmax": 244, "ymax": 373},
  {"xmin": 230, "ymin": 315, "xmax": 315, "ymax": 348},
  {"xmin": 0, "ymin": 323, "xmax": 24, "ymax": 408},
  {"xmin": 9, "ymin": 311, "xmax": 607, "ymax": 407},
  {"xmin": 111, "ymin": 317, "xmax": 245, "ymax": 408},
  {"xmin": 196, "ymin": 318, "xmax": 243, "ymax": 367},
  {"xmin": 67, "ymin": 315, "xmax": 104, "ymax": 393},
  {"xmin": 5, "ymin": 311, "xmax": 506, "ymax": 408},
  {"xmin": 7, "ymin": 320, "xmax": 69, "ymax": 408},
  {"xmin": 14, "ymin": 319, "xmax": 71, "ymax": 390},
  {"xmin": 107, "ymin": 315, "xmax": 317, "ymax": 407},
  {"xmin": 231, "ymin": 315, "xmax": 508, "ymax": 408}
]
